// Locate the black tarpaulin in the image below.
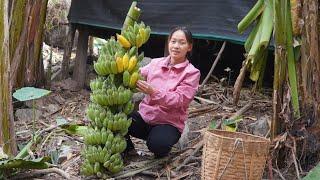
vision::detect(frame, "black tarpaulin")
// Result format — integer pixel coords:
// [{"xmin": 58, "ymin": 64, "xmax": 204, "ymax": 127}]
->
[{"xmin": 68, "ymin": 0, "xmax": 256, "ymax": 44}]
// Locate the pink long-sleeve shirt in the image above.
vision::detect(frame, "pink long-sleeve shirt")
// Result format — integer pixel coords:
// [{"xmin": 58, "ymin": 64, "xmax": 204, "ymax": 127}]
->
[{"xmin": 138, "ymin": 56, "xmax": 200, "ymax": 132}]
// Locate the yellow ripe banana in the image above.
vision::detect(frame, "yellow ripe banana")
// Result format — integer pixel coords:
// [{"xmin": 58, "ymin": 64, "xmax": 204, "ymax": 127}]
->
[
  {"xmin": 128, "ymin": 56, "xmax": 137, "ymax": 72},
  {"xmin": 116, "ymin": 33, "xmax": 131, "ymax": 49},
  {"xmin": 129, "ymin": 72, "xmax": 139, "ymax": 88},
  {"xmin": 136, "ymin": 34, "xmax": 143, "ymax": 48},
  {"xmin": 116, "ymin": 57, "xmax": 124, "ymax": 73},
  {"xmin": 122, "ymin": 53, "xmax": 129, "ymax": 70}
]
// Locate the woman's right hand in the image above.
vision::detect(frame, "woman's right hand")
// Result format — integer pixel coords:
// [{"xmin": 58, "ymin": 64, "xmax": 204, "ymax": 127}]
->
[{"xmin": 136, "ymin": 80, "xmax": 157, "ymax": 95}]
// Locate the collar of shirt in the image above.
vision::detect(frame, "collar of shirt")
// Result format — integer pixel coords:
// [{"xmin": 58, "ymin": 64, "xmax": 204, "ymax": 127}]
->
[{"xmin": 160, "ymin": 55, "xmax": 189, "ymax": 70}]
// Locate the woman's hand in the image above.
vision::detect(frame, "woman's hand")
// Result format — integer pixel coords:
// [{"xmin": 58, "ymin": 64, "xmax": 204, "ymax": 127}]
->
[{"xmin": 136, "ymin": 80, "xmax": 157, "ymax": 95}]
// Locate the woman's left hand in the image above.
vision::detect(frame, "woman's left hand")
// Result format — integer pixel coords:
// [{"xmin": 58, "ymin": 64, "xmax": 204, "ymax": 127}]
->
[{"xmin": 136, "ymin": 80, "xmax": 157, "ymax": 95}]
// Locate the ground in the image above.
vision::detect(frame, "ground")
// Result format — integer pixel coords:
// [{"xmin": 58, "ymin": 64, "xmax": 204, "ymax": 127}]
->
[{"xmin": 12, "ymin": 76, "xmax": 275, "ymax": 179}]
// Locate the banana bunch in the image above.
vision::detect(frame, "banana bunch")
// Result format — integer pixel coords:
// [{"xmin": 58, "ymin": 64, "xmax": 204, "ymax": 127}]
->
[
  {"xmin": 81, "ymin": 160, "xmax": 102, "ymax": 176},
  {"xmin": 84, "ymin": 127, "xmax": 113, "ymax": 145},
  {"xmin": 82, "ymin": 145, "xmax": 111, "ymax": 164},
  {"xmin": 121, "ymin": 52, "xmax": 144, "ymax": 88},
  {"xmin": 86, "ymin": 103, "xmax": 107, "ymax": 123},
  {"xmin": 84, "ymin": 4, "xmax": 152, "ymax": 176},
  {"xmin": 81, "ymin": 153, "xmax": 124, "ymax": 175},
  {"xmin": 122, "ymin": 100, "xmax": 134, "ymax": 115},
  {"xmin": 117, "ymin": 22, "xmax": 151, "ymax": 49},
  {"xmin": 89, "ymin": 77, "xmax": 105, "ymax": 91},
  {"xmin": 90, "ymin": 111, "xmax": 132, "ymax": 135},
  {"xmin": 94, "ymin": 46, "xmax": 145, "ymax": 76},
  {"xmin": 100, "ymin": 37, "xmax": 125, "ymax": 59},
  {"xmin": 104, "ymin": 134, "xmax": 127, "ymax": 154},
  {"xmin": 94, "ymin": 37, "xmax": 127, "ymax": 76},
  {"xmin": 103, "ymin": 153, "xmax": 123, "ymax": 174},
  {"xmin": 91, "ymin": 87, "xmax": 133, "ymax": 106}
]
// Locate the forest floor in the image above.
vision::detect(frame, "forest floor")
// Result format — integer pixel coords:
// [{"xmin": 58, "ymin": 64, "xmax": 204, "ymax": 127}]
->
[{"xmin": 12, "ymin": 74, "xmax": 278, "ymax": 179}]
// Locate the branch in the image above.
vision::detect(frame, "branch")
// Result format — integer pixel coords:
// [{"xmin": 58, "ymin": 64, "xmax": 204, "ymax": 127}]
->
[
  {"xmin": 175, "ymin": 141, "xmax": 203, "ymax": 171},
  {"xmin": 229, "ymin": 101, "xmax": 253, "ymax": 120},
  {"xmin": 233, "ymin": 60, "xmax": 248, "ymax": 105},
  {"xmin": 194, "ymin": 96, "xmax": 219, "ymax": 105},
  {"xmin": 12, "ymin": 168, "xmax": 74, "ymax": 180},
  {"xmin": 113, "ymin": 157, "xmax": 168, "ymax": 179},
  {"xmin": 199, "ymin": 41, "xmax": 227, "ymax": 89}
]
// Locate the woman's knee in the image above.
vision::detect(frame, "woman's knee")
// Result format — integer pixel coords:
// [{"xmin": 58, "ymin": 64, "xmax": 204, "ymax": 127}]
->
[{"xmin": 146, "ymin": 138, "xmax": 172, "ymax": 157}]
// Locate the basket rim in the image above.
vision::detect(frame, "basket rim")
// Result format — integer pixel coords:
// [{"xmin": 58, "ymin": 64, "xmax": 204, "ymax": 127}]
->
[{"xmin": 206, "ymin": 129, "xmax": 271, "ymax": 143}]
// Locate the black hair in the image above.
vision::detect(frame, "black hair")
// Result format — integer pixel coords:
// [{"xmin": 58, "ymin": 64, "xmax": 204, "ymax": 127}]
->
[
  {"xmin": 168, "ymin": 26, "xmax": 193, "ymax": 45},
  {"xmin": 168, "ymin": 26, "xmax": 193, "ymax": 59}
]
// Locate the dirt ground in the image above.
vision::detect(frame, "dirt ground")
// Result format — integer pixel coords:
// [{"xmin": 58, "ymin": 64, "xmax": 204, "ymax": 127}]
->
[{"xmin": 11, "ymin": 76, "xmax": 275, "ymax": 179}]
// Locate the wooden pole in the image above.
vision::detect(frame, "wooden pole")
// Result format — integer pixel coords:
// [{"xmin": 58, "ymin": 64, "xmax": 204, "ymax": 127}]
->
[{"xmin": 72, "ymin": 27, "xmax": 89, "ymax": 88}]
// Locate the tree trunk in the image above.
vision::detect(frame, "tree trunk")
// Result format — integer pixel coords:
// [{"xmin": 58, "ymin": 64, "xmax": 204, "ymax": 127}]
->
[
  {"xmin": 25, "ymin": 0, "xmax": 48, "ymax": 87},
  {"xmin": 301, "ymin": 0, "xmax": 320, "ymax": 126},
  {"xmin": 0, "ymin": 0, "xmax": 18, "ymax": 156},
  {"xmin": 10, "ymin": 0, "xmax": 48, "ymax": 88}
]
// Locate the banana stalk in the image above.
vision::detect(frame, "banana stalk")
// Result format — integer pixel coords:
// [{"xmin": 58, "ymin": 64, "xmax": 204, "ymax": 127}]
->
[
  {"xmin": 256, "ymin": 50, "xmax": 268, "ymax": 89},
  {"xmin": 244, "ymin": 20, "xmax": 259, "ymax": 52},
  {"xmin": 286, "ymin": 0, "xmax": 300, "ymax": 118},
  {"xmin": 247, "ymin": 19, "xmax": 262, "ymax": 61},
  {"xmin": 271, "ymin": 0, "xmax": 288, "ymax": 138},
  {"xmin": 259, "ymin": 0, "xmax": 274, "ymax": 48},
  {"xmin": 250, "ymin": 48, "xmax": 267, "ymax": 82},
  {"xmin": 238, "ymin": 0, "xmax": 265, "ymax": 34},
  {"xmin": 122, "ymin": 2, "xmax": 141, "ymax": 32}
]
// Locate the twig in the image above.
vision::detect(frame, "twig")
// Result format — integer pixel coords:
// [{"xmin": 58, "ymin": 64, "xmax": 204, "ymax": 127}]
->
[
  {"xmin": 194, "ymin": 96, "xmax": 219, "ymax": 105},
  {"xmin": 172, "ymin": 172, "xmax": 193, "ymax": 180},
  {"xmin": 175, "ymin": 141, "xmax": 203, "ymax": 171},
  {"xmin": 229, "ymin": 101, "xmax": 253, "ymax": 120},
  {"xmin": 139, "ymin": 170, "xmax": 159, "ymax": 178},
  {"xmin": 39, "ymin": 130, "xmax": 55, "ymax": 153},
  {"xmin": 113, "ymin": 157, "xmax": 169, "ymax": 179},
  {"xmin": 272, "ymin": 168, "xmax": 286, "ymax": 180},
  {"xmin": 291, "ymin": 146, "xmax": 301, "ymax": 179},
  {"xmin": 200, "ymin": 41, "xmax": 227, "ymax": 89},
  {"xmin": 166, "ymin": 165, "xmax": 171, "ymax": 180},
  {"xmin": 188, "ymin": 105, "xmax": 217, "ymax": 114},
  {"xmin": 268, "ymin": 159, "xmax": 273, "ymax": 180},
  {"xmin": 12, "ymin": 167, "xmax": 74, "ymax": 180}
]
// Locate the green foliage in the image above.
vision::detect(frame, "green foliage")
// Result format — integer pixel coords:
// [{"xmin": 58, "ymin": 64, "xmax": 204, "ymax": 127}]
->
[
  {"xmin": 303, "ymin": 162, "xmax": 320, "ymax": 180},
  {"xmin": 13, "ymin": 87, "xmax": 51, "ymax": 101},
  {"xmin": 208, "ymin": 117, "xmax": 243, "ymax": 132},
  {"xmin": 0, "ymin": 157, "xmax": 50, "ymax": 170}
]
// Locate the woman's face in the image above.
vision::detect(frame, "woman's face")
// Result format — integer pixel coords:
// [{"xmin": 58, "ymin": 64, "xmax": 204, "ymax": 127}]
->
[{"xmin": 168, "ymin": 30, "xmax": 192, "ymax": 62}]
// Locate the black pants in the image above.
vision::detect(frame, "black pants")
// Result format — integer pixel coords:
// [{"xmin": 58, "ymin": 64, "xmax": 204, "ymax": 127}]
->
[{"xmin": 125, "ymin": 111, "xmax": 181, "ymax": 157}]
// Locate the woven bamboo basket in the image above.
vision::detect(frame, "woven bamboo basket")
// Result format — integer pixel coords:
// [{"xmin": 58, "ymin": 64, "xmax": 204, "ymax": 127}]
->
[{"xmin": 201, "ymin": 129, "xmax": 270, "ymax": 180}]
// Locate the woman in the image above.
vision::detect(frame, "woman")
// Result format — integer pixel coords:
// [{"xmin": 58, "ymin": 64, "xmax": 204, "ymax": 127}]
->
[{"xmin": 125, "ymin": 26, "xmax": 200, "ymax": 158}]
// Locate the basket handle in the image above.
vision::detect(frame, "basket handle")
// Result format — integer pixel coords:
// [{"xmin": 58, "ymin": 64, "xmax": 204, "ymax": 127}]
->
[{"xmin": 218, "ymin": 138, "xmax": 248, "ymax": 180}]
